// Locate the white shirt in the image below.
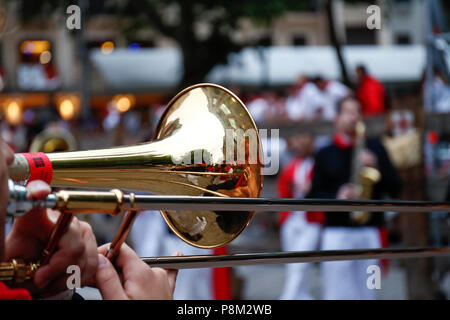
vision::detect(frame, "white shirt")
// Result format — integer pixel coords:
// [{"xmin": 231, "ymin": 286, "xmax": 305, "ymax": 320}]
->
[
  {"xmin": 285, "ymin": 82, "xmax": 324, "ymax": 121},
  {"xmin": 247, "ymin": 96, "xmax": 270, "ymax": 124},
  {"xmin": 320, "ymin": 80, "xmax": 350, "ymax": 121}
]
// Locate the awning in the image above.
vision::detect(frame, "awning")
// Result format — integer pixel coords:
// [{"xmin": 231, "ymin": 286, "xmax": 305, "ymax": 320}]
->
[{"xmin": 90, "ymin": 45, "xmax": 426, "ymax": 90}]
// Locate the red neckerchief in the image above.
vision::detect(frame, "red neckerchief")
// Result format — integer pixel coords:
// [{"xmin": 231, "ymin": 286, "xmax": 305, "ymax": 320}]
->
[
  {"xmin": 333, "ymin": 133, "xmax": 355, "ymax": 149},
  {"xmin": 0, "ymin": 282, "xmax": 31, "ymax": 300}
]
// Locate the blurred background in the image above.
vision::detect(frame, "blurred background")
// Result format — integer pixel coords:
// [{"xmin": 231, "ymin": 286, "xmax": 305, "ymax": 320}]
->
[{"xmin": 1, "ymin": 0, "xmax": 449, "ymax": 300}]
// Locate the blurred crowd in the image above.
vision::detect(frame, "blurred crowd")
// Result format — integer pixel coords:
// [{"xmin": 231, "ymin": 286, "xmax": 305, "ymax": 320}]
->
[{"xmin": 243, "ymin": 64, "xmax": 387, "ymax": 125}]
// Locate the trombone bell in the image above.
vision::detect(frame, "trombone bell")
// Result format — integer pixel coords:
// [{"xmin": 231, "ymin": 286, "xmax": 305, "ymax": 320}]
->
[{"xmin": 8, "ymin": 84, "xmax": 263, "ymax": 249}]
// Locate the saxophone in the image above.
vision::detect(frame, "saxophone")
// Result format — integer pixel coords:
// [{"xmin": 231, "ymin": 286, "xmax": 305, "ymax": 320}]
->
[{"xmin": 349, "ymin": 121, "xmax": 381, "ymax": 225}]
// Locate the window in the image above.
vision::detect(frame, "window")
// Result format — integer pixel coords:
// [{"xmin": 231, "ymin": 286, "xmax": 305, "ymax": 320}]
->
[
  {"xmin": 396, "ymin": 34, "xmax": 411, "ymax": 45},
  {"xmin": 257, "ymin": 35, "xmax": 272, "ymax": 47},
  {"xmin": 345, "ymin": 27, "xmax": 376, "ymax": 45},
  {"xmin": 293, "ymin": 35, "xmax": 307, "ymax": 46}
]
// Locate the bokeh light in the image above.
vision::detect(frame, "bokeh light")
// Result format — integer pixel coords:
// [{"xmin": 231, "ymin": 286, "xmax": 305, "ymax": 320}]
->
[
  {"xmin": 128, "ymin": 42, "xmax": 140, "ymax": 50},
  {"xmin": 101, "ymin": 41, "xmax": 115, "ymax": 55},
  {"xmin": 20, "ymin": 40, "xmax": 50, "ymax": 55},
  {"xmin": 4, "ymin": 99, "xmax": 23, "ymax": 125},
  {"xmin": 56, "ymin": 95, "xmax": 80, "ymax": 120},
  {"xmin": 112, "ymin": 94, "xmax": 135, "ymax": 113},
  {"xmin": 39, "ymin": 50, "xmax": 52, "ymax": 64}
]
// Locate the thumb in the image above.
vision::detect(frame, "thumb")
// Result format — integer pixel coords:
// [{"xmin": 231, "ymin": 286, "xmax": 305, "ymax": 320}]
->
[
  {"xmin": 95, "ymin": 254, "xmax": 128, "ymax": 300},
  {"xmin": 166, "ymin": 269, "xmax": 179, "ymax": 296},
  {"xmin": 167, "ymin": 251, "xmax": 183, "ymax": 295}
]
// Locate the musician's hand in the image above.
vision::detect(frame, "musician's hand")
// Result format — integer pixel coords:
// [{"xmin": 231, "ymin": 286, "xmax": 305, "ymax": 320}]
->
[
  {"xmin": 360, "ymin": 150, "xmax": 378, "ymax": 168},
  {"xmin": 336, "ymin": 183, "xmax": 360, "ymax": 200},
  {"xmin": 0, "ymin": 139, "xmax": 14, "ymax": 261},
  {"xmin": 95, "ymin": 243, "xmax": 180, "ymax": 300},
  {"xmin": 5, "ymin": 180, "xmax": 98, "ymax": 295}
]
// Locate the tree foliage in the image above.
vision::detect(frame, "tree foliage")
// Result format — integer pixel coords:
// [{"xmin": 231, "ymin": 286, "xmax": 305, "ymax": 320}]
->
[
  {"xmin": 106, "ymin": 0, "xmax": 315, "ymax": 88},
  {"xmin": 12, "ymin": 0, "xmax": 316, "ymax": 88},
  {"xmin": 12, "ymin": 0, "xmax": 365, "ymax": 88}
]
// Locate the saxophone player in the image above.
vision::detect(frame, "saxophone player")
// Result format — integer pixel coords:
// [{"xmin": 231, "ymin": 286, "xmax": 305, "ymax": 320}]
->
[{"xmin": 307, "ymin": 96, "xmax": 402, "ymax": 300}]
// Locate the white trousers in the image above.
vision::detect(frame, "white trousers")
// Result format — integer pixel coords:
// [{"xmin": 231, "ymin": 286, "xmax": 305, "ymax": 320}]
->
[
  {"xmin": 130, "ymin": 211, "xmax": 167, "ymax": 257},
  {"xmin": 320, "ymin": 226, "xmax": 381, "ymax": 300},
  {"xmin": 279, "ymin": 212, "xmax": 322, "ymax": 300},
  {"xmin": 130, "ymin": 211, "xmax": 213, "ymax": 300}
]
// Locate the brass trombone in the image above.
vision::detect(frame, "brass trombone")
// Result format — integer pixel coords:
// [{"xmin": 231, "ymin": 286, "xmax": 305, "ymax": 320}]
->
[
  {"xmin": 3, "ymin": 83, "xmax": 263, "ymax": 282},
  {"xmin": 9, "ymin": 83, "xmax": 263, "ymax": 250},
  {"xmin": 2, "ymin": 83, "xmax": 450, "ymax": 284}
]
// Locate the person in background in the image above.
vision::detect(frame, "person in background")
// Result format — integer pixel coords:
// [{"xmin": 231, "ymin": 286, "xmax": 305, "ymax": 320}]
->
[
  {"xmin": 355, "ymin": 65, "xmax": 386, "ymax": 116},
  {"xmin": 313, "ymin": 76, "xmax": 351, "ymax": 121},
  {"xmin": 307, "ymin": 96, "xmax": 401, "ymax": 300},
  {"xmin": 425, "ymin": 67, "xmax": 450, "ymax": 113},
  {"xmin": 246, "ymin": 91, "xmax": 271, "ymax": 125},
  {"xmin": 277, "ymin": 132, "xmax": 324, "ymax": 300},
  {"xmin": 285, "ymin": 75, "xmax": 325, "ymax": 121}
]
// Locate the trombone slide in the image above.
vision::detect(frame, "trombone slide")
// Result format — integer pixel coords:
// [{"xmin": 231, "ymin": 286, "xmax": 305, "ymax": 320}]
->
[{"xmin": 7, "ymin": 180, "xmax": 450, "ymax": 218}]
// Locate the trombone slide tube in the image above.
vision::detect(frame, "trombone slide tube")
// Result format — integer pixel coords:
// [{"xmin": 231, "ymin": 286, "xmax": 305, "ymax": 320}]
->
[
  {"xmin": 2, "ymin": 247, "xmax": 449, "ymax": 283},
  {"xmin": 130, "ymin": 195, "xmax": 450, "ymax": 213},
  {"xmin": 142, "ymin": 247, "xmax": 450, "ymax": 269},
  {"xmin": 7, "ymin": 180, "xmax": 450, "ymax": 218}
]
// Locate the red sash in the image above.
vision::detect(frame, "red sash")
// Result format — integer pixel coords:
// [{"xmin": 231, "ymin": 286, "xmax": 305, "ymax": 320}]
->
[
  {"xmin": 212, "ymin": 246, "xmax": 231, "ymax": 300},
  {"xmin": 0, "ymin": 282, "xmax": 31, "ymax": 300}
]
